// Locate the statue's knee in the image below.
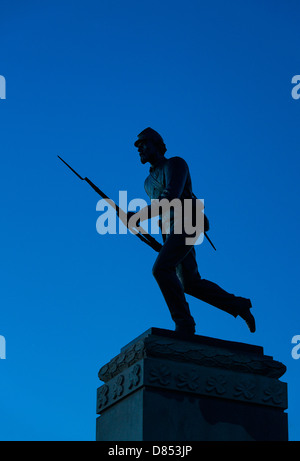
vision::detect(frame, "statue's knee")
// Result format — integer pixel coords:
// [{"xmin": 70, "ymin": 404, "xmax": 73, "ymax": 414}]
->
[
  {"xmin": 152, "ymin": 260, "xmax": 172, "ymax": 281},
  {"xmin": 153, "ymin": 260, "xmax": 167, "ymax": 280},
  {"xmin": 152, "ymin": 262, "xmax": 160, "ymax": 280}
]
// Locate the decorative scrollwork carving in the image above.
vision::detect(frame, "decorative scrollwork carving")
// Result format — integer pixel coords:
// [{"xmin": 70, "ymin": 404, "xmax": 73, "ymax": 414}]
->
[
  {"xmin": 149, "ymin": 365, "xmax": 171, "ymax": 385},
  {"xmin": 112, "ymin": 374, "xmax": 124, "ymax": 399},
  {"xmin": 128, "ymin": 364, "xmax": 141, "ymax": 389}
]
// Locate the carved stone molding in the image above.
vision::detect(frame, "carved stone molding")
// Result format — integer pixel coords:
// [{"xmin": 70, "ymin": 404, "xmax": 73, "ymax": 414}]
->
[
  {"xmin": 142, "ymin": 357, "xmax": 287, "ymax": 410},
  {"xmin": 98, "ymin": 329, "xmax": 286, "ymax": 383},
  {"xmin": 97, "ymin": 360, "xmax": 144, "ymax": 414},
  {"xmin": 97, "ymin": 356, "xmax": 287, "ymax": 414}
]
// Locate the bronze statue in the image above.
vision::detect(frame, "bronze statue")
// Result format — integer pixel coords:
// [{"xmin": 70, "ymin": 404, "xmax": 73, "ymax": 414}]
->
[{"xmin": 131, "ymin": 127, "xmax": 256, "ymax": 337}]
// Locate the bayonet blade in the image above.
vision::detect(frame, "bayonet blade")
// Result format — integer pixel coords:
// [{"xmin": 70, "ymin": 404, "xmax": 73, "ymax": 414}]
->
[{"xmin": 57, "ymin": 155, "xmax": 85, "ymax": 180}]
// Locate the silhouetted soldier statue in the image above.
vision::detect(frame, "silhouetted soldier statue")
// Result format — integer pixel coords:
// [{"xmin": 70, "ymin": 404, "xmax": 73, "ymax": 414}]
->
[{"xmin": 131, "ymin": 127, "xmax": 255, "ymax": 337}]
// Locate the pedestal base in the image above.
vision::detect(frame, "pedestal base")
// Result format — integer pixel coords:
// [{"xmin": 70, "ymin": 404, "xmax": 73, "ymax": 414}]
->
[{"xmin": 96, "ymin": 328, "xmax": 288, "ymax": 441}]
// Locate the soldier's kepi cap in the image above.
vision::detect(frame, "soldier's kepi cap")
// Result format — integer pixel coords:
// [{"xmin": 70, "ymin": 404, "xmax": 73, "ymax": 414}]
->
[{"xmin": 134, "ymin": 127, "xmax": 165, "ymax": 148}]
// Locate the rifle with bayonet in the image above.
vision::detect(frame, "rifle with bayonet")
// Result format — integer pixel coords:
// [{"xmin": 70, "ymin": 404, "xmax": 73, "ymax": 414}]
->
[{"xmin": 57, "ymin": 155, "xmax": 216, "ymax": 252}]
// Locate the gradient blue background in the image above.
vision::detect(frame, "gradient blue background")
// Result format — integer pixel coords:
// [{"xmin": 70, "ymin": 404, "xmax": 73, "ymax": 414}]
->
[{"xmin": 1, "ymin": 0, "xmax": 299, "ymax": 441}]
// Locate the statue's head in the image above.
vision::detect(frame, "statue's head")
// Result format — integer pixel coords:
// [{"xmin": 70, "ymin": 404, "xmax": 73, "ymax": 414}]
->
[{"xmin": 134, "ymin": 127, "xmax": 167, "ymax": 164}]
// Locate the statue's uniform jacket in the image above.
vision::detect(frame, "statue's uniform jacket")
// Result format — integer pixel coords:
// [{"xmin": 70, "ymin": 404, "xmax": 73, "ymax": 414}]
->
[
  {"xmin": 144, "ymin": 155, "xmax": 202, "ymax": 235},
  {"xmin": 143, "ymin": 155, "xmax": 251, "ymax": 330},
  {"xmin": 144, "ymin": 156, "xmax": 195, "ymax": 202}
]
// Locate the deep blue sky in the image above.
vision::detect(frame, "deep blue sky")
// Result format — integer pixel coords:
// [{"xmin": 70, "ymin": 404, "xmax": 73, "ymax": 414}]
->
[{"xmin": 1, "ymin": 0, "xmax": 300, "ymax": 441}]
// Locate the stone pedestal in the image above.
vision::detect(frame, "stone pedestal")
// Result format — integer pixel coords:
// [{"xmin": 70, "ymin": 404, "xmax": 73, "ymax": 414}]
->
[{"xmin": 96, "ymin": 328, "xmax": 288, "ymax": 441}]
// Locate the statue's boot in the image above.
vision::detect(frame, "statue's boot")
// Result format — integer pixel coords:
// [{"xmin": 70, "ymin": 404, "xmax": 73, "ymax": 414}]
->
[
  {"xmin": 175, "ymin": 319, "xmax": 196, "ymax": 339},
  {"xmin": 238, "ymin": 305, "xmax": 256, "ymax": 333}
]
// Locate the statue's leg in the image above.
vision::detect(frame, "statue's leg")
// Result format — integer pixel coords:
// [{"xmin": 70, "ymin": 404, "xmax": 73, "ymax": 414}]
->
[
  {"xmin": 179, "ymin": 248, "xmax": 251, "ymax": 317},
  {"xmin": 152, "ymin": 232, "xmax": 196, "ymax": 332},
  {"xmin": 178, "ymin": 249, "xmax": 256, "ymax": 332}
]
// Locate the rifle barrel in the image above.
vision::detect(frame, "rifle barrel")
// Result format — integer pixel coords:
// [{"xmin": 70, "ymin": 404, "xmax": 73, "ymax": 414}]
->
[
  {"xmin": 58, "ymin": 155, "xmax": 162, "ymax": 252},
  {"xmin": 57, "ymin": 155, "xmax": 84, "ymax": 180}
]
